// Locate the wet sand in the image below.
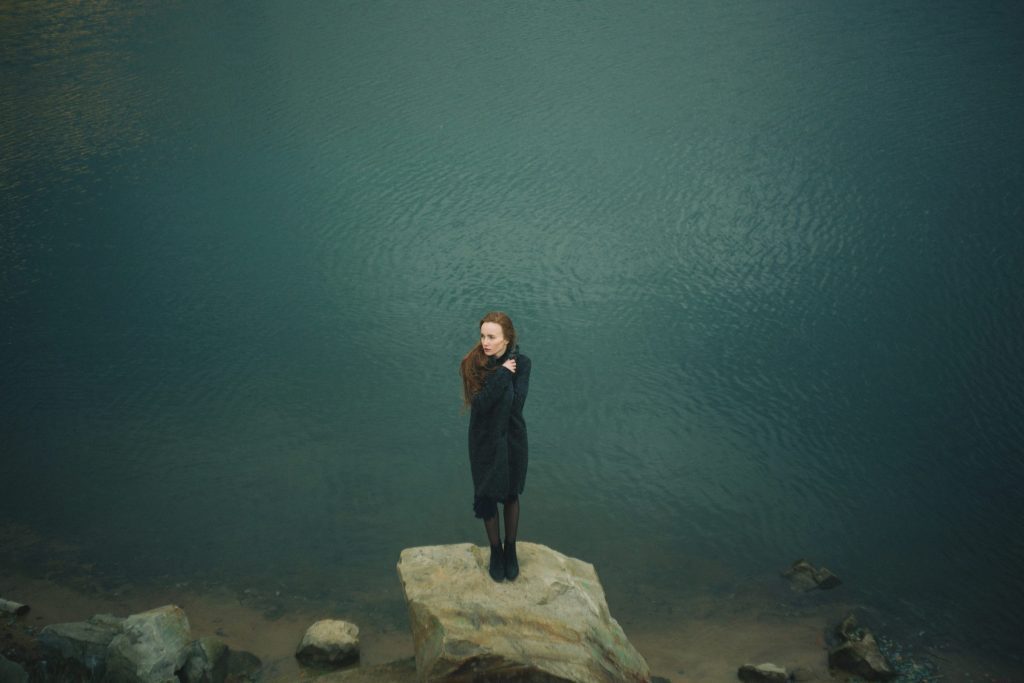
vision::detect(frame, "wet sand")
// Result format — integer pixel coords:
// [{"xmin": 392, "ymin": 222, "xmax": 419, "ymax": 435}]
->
[
  {"xmin": 4, "ymin": 567, "xmax": 1023, "ymax": 683},
  {"xmin": 2, "ymin": 544, "xmax": 1024, "ymax": 683},
  {"xmin": 0, "ymin": 570, "xmax": 414, "ymax": 681}
]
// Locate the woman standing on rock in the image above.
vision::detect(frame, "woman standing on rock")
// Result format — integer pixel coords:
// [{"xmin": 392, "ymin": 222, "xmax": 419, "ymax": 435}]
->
[{"xmin": 460, "ymin": 311, "xmax": 531, "ymax": 583}]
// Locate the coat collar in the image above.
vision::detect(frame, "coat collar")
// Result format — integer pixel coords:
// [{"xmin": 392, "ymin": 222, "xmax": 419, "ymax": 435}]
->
[{"xmin": 487, "ymin": 344, "xmax": 518, "ymax": 367}]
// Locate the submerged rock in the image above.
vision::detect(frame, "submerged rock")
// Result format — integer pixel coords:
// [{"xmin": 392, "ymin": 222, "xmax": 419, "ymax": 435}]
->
[
  {"xmin": 38, "ymin": 613, "xmax": 125, "ymax": 678},
  {"xmin": 782, "ymin": 559, "xmax": 842, "ymax": 592},
  {"xmin": 180, "ymin": 636, "xmax": 230, "ymax": 683},
  {"xmin": 827, "ymin": 614, "xmax": 896, "ymax": 681},
  {"xmin": 737, "ymin": 662, "xmax": 788, "ymax": 682},
  {"xmin": 104, "ymin": 605, "xmax": 191, "ymax": 683},
  {"xmin": 296, "ymin": 619, "xmax": 360, "ymax": 668},
  {"xmin": 225, "ymin": 649, "xmax": 262, "ymax": 681},
  {"xmin": 0, "ymin": 598, "xmax": 30, "ymax": 617},
  {"xmin": 33, "ymin": 604, "xmax": 260, "ymax": 683},
  {"xmin": 812, "ymin": 567, "xmax": 841, "ymax": 590},
  {"xmin": 396, "ymin": 542, "xmax": 650, "ymax": 683},
  {"xmin": 0, "ymin": 654, "xmax": 29, "ymax": 683}
]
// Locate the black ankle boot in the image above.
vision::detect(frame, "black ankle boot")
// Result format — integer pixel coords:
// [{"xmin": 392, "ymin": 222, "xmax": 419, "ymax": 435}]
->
[
  {"xmin": 504, "ymin": 541, "xmax": 519, "ymax": 581},
  {"xmin": 488, "ymin": 543, "xmax": 505, "ymax": 582}
]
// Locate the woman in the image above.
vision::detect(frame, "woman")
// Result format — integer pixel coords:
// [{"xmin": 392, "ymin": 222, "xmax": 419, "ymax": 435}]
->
[{"xmin": 460, "ymin": 311, "xmax": 531, "ymax": 582}]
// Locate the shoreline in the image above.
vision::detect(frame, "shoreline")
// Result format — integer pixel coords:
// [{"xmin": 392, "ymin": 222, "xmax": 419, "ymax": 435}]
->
[{"xmin": 3, "ymin": 565, "xmax": 1022, "ymax": 682}]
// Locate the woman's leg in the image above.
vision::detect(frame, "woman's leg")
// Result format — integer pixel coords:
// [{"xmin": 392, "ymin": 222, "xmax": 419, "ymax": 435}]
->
[
  {"xmin": 484, "ymin": 514, "xmax": 504, "ymax": 581},
  {"xmin": 503, "ymin": 495, "xmax": 520, "ymax": 543},
  {"xmin": 503, "ymin": 495, "xmax": 520, "ymax": 580},
  {"xmin": 475, "ymin": 496, "xmax": 504, "ymax": 582},
  {"xmin": 484, "ymin": 514, "xmax": 501, "ymax": 548}
]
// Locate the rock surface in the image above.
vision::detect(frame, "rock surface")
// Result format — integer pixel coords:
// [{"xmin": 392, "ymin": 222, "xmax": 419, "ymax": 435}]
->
[
  {"xmin": 782, "ymin": 559, "xmax": 842, "ymax": 592},
  {"xmin": 296, "ymin": 619, "xmax": 360, "ymax": 668},
  {"xmin": 24, "ymin": 604, "xmax": 261, "ymax": 683},
  {"xmin": 38, "ymin": 613, "xmax": 125, "ymax": 678},
  {"xmin": 104, "ymin": 604, "xmax": 192, "ymax": 683},
  {"xmin": 827, "ymin": 614, "xmax": 896, "ymax": 681},
  {"xmin": 397, "ymin": 542, "xmax": 650, "ymax": 683},
  {"xmin": 0, "ymin": 654, "xmax": 29, "ymax": 683},
  {"xmin": 737, "ymin": 662, "xmax": 788, "ymax": 681},
  {"xmin": 0, "ymin": 598, "xmax": 30, "ymax": 617},
  {"xmin": 180, "ymin": 636, "xmax": 230, "ymax": 683},
  {"xmin": 225, "ymin": 649, "xmax": 263, "ymax": 681}
]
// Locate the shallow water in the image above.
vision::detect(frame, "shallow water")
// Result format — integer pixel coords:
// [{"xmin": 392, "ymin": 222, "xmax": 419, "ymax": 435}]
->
[{"xmin": 2, "ymin": 0, "xmax": 1023, "ymax": 671}]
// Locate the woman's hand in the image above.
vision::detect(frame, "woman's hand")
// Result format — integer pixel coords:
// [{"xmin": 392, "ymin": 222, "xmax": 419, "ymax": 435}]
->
[{"xmin": 502, "ymin": 358, "xmax": 517, "ymax": 373}]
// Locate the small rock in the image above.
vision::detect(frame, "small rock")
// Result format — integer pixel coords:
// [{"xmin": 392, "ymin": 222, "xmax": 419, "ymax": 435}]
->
[
  {"xmin": 738, "ymin": 662, "xmax": 788, "ymax": 682},
  {"xmin": 0, "ymin": 654, "xmax": 29, "ymax": 683},
  {"xmin": 782, "ymin": 559, "xmax": 842, "ymax": 591},
  {"xmin": 296, "ymin": 619, "xmax": 360, "ymax": 668},
  {"xmin": 180, "ymin": 637, "xmax": 229, "ymax": 683},
  {"xmin": 782, "ymin": 559, "xmax": 819, "ymax": 591},
  {"xmin": 0, "ymin": 598, "xmax": 30, "ymax": 617},
  {"xmin": 813, "ymin": 567, "xmax": 842, "ymax": 590},
  {"xmin": 827, "ymin": 614, "xmax": 896, "ymax": 681}
]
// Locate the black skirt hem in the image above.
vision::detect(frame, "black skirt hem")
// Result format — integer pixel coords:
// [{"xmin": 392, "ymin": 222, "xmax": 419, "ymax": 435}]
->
[{"xmin": 472, "ymin": 494, "xmax": 520, "ymax": 519}]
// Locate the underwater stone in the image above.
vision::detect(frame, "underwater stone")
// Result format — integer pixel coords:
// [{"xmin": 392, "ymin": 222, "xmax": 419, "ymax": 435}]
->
[
  {"xmin": 38, "ymin": 613, "xmax": 125, "ymax": 677},
  {"xmin": 0, "ymin": 598, "xmax": 30, "ymax": 617},
  {"xmin": 827, "ymin": 614, "xmax": 896, "ymax": 681},
  {"xmin": 782, "ymin": 559, "xmax": 819, "ymax": 591},
  {"xmin": 180, "ymin": 637, "xmax": 230, "ymax": 683},
  {"xmin": 295, "ymin": 619, "xmax": 360, "ymax": 668},
  {"xmin": 738, "ymin": 662, "xmax": 788, "ymax": 681},
  {"xmin": 0, "ymin": 654, "xmax": 29, "ymax": 683},
  {"xmin": 812, "ymin": 567, "xmax": 841, "ymax": 589},
  {"xmin": 225, "ymin": 649, "xmax": 262, "ymax": 680},
  {"xmin": 104, "ymin": 605, "xmax": 191, "ymax": 683},
  {"xmin": 782, "ymin": 559, "xmax": 842, "ymax": 591}
]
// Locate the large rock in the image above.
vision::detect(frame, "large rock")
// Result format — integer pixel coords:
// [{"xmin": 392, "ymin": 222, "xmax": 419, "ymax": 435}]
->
[
  {"xmin": 397, "ymin": 542, "xmax": 650, "ymax": 682},
  {"xmin": 103, "ymin": 605, "xmax": 191, "ymax": 683},
  {"xmin": 296, "ymin": 619, "xmax": 360, "ymax": 668},
  {"xmin": 39, "ymin": 613, "xmax": 125, "ymax": 678},
  {"xmin": 827, "ymin": 614, "xmax": 895, "ymax": 681}
]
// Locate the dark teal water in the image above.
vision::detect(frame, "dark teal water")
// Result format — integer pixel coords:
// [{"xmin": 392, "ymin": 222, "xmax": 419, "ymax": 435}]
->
[{"xmin": 3, "ymin": 0, "xmax": 1023, "ymax": 667}]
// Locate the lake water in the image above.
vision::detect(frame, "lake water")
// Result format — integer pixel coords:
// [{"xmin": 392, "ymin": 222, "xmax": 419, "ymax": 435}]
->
[{"xmin": 2, "ymin": 0, "xmax": 1023, "ymax": 675}]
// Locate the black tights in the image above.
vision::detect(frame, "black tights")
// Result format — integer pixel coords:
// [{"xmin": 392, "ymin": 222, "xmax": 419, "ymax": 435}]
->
[{"xmin": 484, "ymin": 496, "xmax": 520, "ymax": 547}]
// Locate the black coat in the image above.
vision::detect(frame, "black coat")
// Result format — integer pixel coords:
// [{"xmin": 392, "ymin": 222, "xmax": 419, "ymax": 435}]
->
[{"xmin": 468, "ymin": 345, "xmax": 531, "ymax": 502}]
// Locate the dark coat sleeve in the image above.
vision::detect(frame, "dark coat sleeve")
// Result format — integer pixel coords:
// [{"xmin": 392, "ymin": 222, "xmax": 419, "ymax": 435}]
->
[
  {"xmin": 511, "ymin": 355, "xmax": 531, "ymax": 413},
  {"xmin": 471, "ymin": 366, "xmax": 513, "ymax": 411}
]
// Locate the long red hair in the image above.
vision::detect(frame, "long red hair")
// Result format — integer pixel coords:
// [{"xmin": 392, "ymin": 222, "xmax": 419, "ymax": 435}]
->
[{"xmin": 460, "ymin": 311, "xmax": 517, "ymax": 408}]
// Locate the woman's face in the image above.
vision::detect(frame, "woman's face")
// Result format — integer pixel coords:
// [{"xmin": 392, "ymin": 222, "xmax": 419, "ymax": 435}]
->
[{"xmin": 480, "ymin": 322, "xmax": 509, "ymax": 357}]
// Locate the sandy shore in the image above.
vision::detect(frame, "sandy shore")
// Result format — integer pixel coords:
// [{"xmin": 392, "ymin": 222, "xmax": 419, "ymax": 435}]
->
[{"xmin": 4, "ymin": 568, "xmax": 1023, "ymax": 683}]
